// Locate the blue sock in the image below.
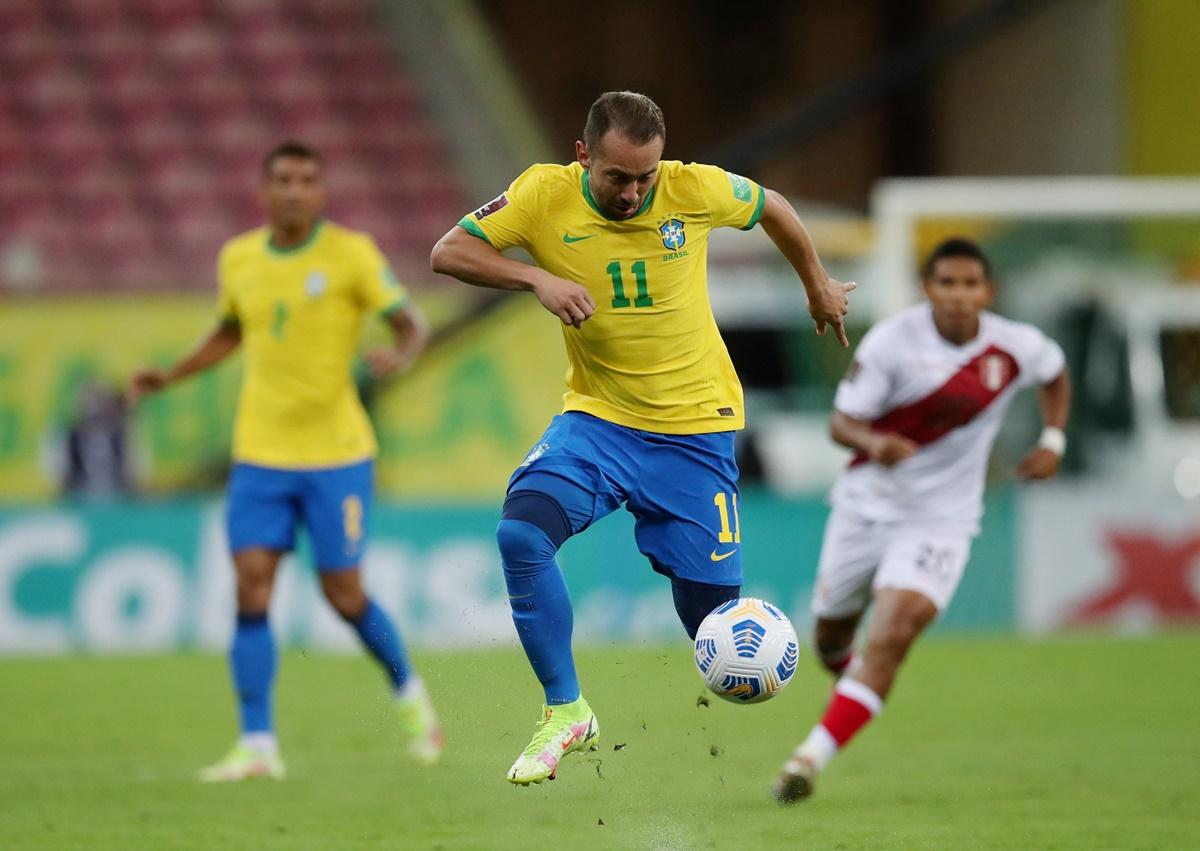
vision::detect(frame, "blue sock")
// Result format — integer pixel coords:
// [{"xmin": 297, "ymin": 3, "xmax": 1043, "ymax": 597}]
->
[
  {"xmin": 496, "ymin": 518, "xmax": 580, "ymax": 705},
  {"xmin": 230, "ymin": 613, "xmax": 276, "ymax": 734},
  {"xmin": 349, "ymin": 598, "xmax": 411, "ymax": 690}
]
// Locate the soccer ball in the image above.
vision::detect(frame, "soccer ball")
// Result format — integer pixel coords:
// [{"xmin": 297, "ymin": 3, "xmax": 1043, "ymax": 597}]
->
[{"xmin": 693, "ymin": 597, "xmax": 799, "ymax": 704}]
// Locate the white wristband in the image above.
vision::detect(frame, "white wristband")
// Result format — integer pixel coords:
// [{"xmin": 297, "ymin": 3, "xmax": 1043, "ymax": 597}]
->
[{"xmin": 1038, "ymin": 426, "xmax": 1066, "ymax": 456}]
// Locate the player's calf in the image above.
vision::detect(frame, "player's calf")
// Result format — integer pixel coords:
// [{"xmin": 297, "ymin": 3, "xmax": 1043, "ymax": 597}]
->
[
  {"xmin": 813, "ymin": 614, "xmax": 861, "ymax": 677},
  {"xmin": 668, "ymin": 575, "xmax": 740, "ymax": 640},
  {"xmin": 773, "ymin": 677, "xmax": 884, "ymax": 804}
]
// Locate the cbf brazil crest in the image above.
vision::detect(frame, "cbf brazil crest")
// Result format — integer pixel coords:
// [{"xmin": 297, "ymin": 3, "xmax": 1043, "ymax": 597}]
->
[{"xmin": 659, "ymin": 219, "xmax": 686, "ymax": 251}]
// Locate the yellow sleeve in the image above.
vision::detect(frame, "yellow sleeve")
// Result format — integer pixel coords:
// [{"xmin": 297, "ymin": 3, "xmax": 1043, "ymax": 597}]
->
[
  {"xmin": 354, "ymin": 235, "xmax": 410, "ymax": 314},
  {"xmin": 216, "ymin": 243, "xmax": 239, "ymax": 324},
  {"xmin": 456, "ymin": 165, "xmax": 543, "ymax": 252},
  {"xmin": 691, "ymin": 163, "xmax": 766, "ymax": 230}
]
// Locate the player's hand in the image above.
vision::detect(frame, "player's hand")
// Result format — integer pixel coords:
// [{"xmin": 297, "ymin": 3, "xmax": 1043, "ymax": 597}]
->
[
  {"xmin": 868, "ymin": 432, "xmax": 917, "ymax": 467},
  {"xmin": 532, "ymin": 272, "xmax": 596, "ymax": 329},
  {"xmin": 363, "ymin": 345, "xmax": 413, "ymax": 379},
  {"xmin": 1015, "ymin": 447, "xmax": 1060, "ymax": 481},
  {"xmin": 809, "ymin": 278, "xmax": 856, "ymax": 347},
  {"xmin": 125, "ymin": 368, "xmax": 169, "ymax": 405}
]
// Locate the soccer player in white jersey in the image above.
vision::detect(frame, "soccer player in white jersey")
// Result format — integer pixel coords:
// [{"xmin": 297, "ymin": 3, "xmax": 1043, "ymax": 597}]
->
[{"xmin": 773, "ymin": 237, "xmax": 1071, "ymax": 803}]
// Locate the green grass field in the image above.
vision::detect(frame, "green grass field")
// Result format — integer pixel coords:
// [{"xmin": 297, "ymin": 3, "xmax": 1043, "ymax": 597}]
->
[{"xmin": 2, "ymin": 635, "xmax": 1198, "ymax": 850}]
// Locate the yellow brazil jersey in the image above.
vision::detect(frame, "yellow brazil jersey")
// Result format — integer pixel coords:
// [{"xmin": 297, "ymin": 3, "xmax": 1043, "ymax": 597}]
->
[
  {"xmin": 458, "ymin": 161, "xmax": 763, "ymax": 434},
  {"xmin": 216, "ymin": 220, "xmax": 409, "ymax": 467}
]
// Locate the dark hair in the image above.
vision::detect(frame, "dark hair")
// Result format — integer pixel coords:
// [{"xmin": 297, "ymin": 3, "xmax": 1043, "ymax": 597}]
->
[
  {"xmin": 921, "ymin": 237, "xmax": 992, "ymax": 279},
  {"xmin": 262, "ymin": 140, "xmax": 322, "ymax": 176},
  {"xmin": 583, "ymin": 91, "xmax": 666, "ymax": 150}
]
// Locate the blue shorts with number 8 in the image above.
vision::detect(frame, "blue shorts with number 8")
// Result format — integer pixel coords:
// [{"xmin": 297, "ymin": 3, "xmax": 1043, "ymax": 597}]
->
[
  {"xmin": 508, "ymin": 412, "xmax": 743, "ymax": 586},
  {"xmin": 226, "ymin": 459, "xmax": 373, "ymax": 571}
]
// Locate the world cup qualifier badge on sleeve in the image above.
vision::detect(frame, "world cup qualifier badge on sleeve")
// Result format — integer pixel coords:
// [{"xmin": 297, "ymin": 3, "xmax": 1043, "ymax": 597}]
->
[{"xmin": 473, "ymin": 194, "xmax": 509, "ymax": 220}]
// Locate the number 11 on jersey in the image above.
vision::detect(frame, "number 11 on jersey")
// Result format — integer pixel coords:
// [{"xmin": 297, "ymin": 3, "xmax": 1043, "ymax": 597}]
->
[
  {"xmin": 714, "ymin": 492, "xmax": 741, "ymax": 544},
  {"xmin": 606, "ymin": 260, "xmax": 652, "ymax": 308}
]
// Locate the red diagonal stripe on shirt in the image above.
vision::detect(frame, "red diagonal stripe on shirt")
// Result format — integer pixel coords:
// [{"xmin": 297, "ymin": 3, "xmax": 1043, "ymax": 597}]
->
[{"xmin": 849, "ymin": 344, "xmax": 1020, "ymax": 466}]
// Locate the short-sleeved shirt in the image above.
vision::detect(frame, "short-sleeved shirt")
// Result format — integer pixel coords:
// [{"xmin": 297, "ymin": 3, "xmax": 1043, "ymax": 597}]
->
[
  {"xmin": 457, "ymin": 160, "xmax": 765, "ymax": 434},
  {"xmin": 217, "ymin": 219, "xmax": 408, "ymax": 467},
  {"xmin": 831, "ymin": 303, "xmax": 1065, "ymax": 534}
]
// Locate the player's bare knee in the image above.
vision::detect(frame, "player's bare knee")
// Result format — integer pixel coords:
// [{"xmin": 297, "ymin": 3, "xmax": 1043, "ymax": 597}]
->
[
  {"xmin": 236, "ymin": 586, "xmax": 271, "ymax": 614},
  {"xmin": 321, "ymin": 576, "xmax": 366, "ymax": 620},
  {"xmin": 234, "ymin": 567, "xmax": 273, "ymax": 613},
  {"xmin": 814, "ymin": 622, "xmax": 854, "ymax": 655},
  {"xmin": 813, "ymin": 616, "xmax": 858, "ymax": 671}
]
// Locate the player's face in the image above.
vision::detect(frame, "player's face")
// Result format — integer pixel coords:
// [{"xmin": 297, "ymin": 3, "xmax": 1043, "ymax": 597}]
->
[
  {"xmin": 260, "ymin": 156, "xmax": 325, "ymax": 231},
  {"xmin": 922, "ymin": 256, "xmax": 994, "ymax": 338},
  {"xmin": 576, "ymin": 130, "xmax": 663, "ymax": 220}
]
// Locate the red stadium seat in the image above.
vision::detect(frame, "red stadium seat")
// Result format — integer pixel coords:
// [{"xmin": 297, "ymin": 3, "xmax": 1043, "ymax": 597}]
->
[
  {"xmin": 2, "ymin": 0, "xmax": 463, "ymax": 291},
  {"xmin": 59, "ymin": 0, "xmax": 128, "ymax": 33}
]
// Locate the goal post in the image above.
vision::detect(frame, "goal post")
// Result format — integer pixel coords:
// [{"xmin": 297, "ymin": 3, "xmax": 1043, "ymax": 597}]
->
[{"xmin": 870, "ymin": 177, "xmax": 1200, "ymax": 318}]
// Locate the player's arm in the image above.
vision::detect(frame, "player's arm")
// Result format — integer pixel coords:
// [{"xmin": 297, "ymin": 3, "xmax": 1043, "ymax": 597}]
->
[
  {"xmin": 363, "ymin": 302, "xmax": 431, "ymax": 378},
  {"xmin": 830, "ymin": 410, "xmax": 916, "ymax": 467},
  {"xmin": 1016, "ymin": 367, "xmax": 1071, "ymax": 480},
  {"xmin": 126, "ymin": 321, "xmax": 241, "ymax": 404},
  {"xmin": 758, "ymin": 189, "xmax": 856, "ymax": 347},
  {"xmin": 430, "ymin": 225, "xmax": 595, "ymax": 329}
]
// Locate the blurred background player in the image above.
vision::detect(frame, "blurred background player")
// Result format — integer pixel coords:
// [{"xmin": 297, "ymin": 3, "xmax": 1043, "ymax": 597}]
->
[
  {"xmin": 431, "ymin": 91, "xmax": 854, "ymax": 785},
  {"xmin": 773, "ymin": 237, "xmax": 1071, "ymax": 803},
  {"xmin": 127, "ymin": 141, "xmax": 440, "ymax": 781},
  {"xmin": 58, "ymin": 378, "xmax": 134, "ymax": 500}
]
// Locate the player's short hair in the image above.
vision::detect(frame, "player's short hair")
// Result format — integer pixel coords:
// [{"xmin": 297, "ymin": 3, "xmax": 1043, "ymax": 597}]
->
[
  {"xmin": 262, "ymin": 140, "xmax": 322, "ymax": 176},
  {"xmin": 921, "ymin": 237, "xmax": 993, "ymax": 279},
  {"xmin": 583, "ymin": 91, "xmax": 666, "ymax": 151}
]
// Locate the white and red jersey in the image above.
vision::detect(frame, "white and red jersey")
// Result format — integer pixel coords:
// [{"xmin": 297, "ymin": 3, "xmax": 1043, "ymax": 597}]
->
[{"xmin": 831, "ymin": 303, "xmax": 1065, "ymax": 534}]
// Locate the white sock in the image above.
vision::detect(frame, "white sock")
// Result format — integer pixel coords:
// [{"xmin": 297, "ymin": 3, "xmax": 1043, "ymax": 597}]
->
[
  {"xmin": 395, "ymin": 675, "xmax": 425, "ymax": 701},
  {"xmin": 239, "ymin": 732, "xmax": 278, "ymax": 754},
  {"xmin": 796, "ymin": 725, "xmax": 838, "ymax": 772}
]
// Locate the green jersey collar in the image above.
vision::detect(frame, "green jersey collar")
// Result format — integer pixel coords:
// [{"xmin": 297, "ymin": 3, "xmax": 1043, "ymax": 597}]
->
[
  {"xmin": 267, "ymin": 219, "xmax": 324, "ymax": 255},
  {"xmin": 580, "ymin": 168, "xmax": 657, "ymax": 221}
]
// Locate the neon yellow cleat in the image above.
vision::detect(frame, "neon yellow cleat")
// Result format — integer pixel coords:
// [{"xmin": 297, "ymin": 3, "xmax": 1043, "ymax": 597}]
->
[
  {"xmin": 506, "ymin": 697, "xmax": 599, "ymax": 785},
  {"xmin": 395, "ymin": 681, "xmax": 444, "ymax": 765},
  {"xmin": 198, "ymin": 743, "xmax": 286, "ymax": 783}
]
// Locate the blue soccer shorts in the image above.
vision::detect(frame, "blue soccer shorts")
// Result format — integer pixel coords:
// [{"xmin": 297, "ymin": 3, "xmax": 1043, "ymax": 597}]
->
[
  {"xmin": 226, "ymin": 459, "xmax": 373, "ymax": 571},
  {"xmin": 507, "ymin": 412, "xmax": 743, "ymax": 586}
]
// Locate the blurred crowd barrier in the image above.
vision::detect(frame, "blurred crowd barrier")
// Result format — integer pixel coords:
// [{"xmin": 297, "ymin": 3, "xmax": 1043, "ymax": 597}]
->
[
  {"xmin": 6, "ymin": 485, "xmax": 1193, "ymax": 654},
  {"xmin": 1, "ymin": 296, "xmax": 565, "ymax": 502},
  {"xmin": 0, "ymin": 492, "xmax": 1017, "ymax": 654}
]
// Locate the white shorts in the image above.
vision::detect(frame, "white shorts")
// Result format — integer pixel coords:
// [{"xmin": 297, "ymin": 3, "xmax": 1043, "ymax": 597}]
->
[{"xmin": 811, "ymin": 506, "xmax": 972, "ymax": 619}]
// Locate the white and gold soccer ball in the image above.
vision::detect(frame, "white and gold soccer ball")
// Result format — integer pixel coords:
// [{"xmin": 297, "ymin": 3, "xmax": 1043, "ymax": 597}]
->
[{"xmin": 693, "ymin": 597, "xmax": 799, "ymax": 704}]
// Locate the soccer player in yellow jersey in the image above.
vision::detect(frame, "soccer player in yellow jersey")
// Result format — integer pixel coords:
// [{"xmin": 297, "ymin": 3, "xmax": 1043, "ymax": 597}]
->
[
  {"xmin": 432, "ymin": 92, "xmax": 855, "ymax": 784},
  {"xmin": 127, "ymin": 142, "xmax": 442, "ymax": 781}
]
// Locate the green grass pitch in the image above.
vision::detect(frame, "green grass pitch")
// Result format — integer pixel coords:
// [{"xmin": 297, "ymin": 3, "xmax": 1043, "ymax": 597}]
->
[{"xmin": 2, "ymin": 635, "xmax": 1197, "ymax": 850}]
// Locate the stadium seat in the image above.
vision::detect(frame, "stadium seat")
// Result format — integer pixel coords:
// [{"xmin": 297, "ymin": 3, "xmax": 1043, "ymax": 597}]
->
[{"xmin": 0, "ymin": 0, "xmax": 463, "ymax": 291}]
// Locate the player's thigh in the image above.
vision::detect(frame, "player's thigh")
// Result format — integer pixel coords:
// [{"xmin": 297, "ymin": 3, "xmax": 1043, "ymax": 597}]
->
[
  {"xmin": 627, "ymin": 431, "xmax": 743, "ymax": 587},
  {"xmin": 226, "ymin": 463, "xmax": 300, "ymax": 557},
  {"xmin": 299, "ymin": 459, "xmax": 374, "ymax": 572},
  {"xmin": 507, "ymin": 413, "xmax": 632, "ymax": 535},
  {"xmin": 873, "ymin": 531, "xmax": 972, "ymax": 613},
  {"xmin": 811, "ymin": 508, "xmax": 887, "ymax": 620}
]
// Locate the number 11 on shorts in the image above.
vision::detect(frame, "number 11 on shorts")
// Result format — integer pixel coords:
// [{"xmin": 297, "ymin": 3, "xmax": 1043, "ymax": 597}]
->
[{"xmin": 713, "ymin": 492, "xmax": 741, "ymax": 544}]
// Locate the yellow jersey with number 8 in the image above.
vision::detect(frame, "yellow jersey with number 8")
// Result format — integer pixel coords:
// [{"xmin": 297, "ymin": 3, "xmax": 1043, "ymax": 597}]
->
[
  {"xmin": 458, "ymin": 160, "xmax": 763, "ymax": 434},
  {"xmin": 216, "ymin": 220, "xmax": 408, "ymax": 467}
]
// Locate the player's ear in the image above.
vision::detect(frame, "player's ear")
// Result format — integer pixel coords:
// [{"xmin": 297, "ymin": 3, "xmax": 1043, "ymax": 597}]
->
[
  {"xmin": 575, "ymin": 140, "xmax": 590, "ymax": 169},
  {"xmin": 983, "ymin": 277, "xmax": 997, "ymax": 307}
]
